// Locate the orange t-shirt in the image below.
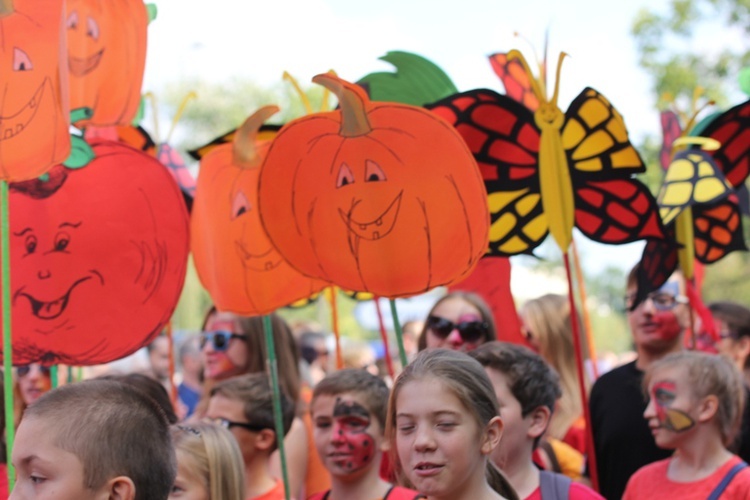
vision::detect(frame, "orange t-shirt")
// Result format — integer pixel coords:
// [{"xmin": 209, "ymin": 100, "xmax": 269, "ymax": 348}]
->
[
  {"xmin": 623, "ymin": 455, "xmax": 750, "ymax": 500},
  {"xmin": 250, "ymin": 478, "xmax": 286, "ymax": 500}
]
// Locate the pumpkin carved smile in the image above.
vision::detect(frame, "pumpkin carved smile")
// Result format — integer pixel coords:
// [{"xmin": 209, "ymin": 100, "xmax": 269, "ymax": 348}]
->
[
  {"xmin": 339, "ymin": 190, "xmax": 403, "ymax": 241},
  {"xmin": 68, "ymin": 48, "xmax": 104, "ymax": 77},
  {"xmin": 234, "ymin": 240, "xmax": 283, "ymax": 272},
  {"xmin": 14, "ymin": 272, "xmax": 101, "ymax": 321},
  {"xmin": 0, "ymin": 81, "xmax": 45, "ymax": 142}
]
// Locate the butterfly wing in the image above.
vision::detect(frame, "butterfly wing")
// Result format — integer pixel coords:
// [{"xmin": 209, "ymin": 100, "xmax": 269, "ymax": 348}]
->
[
  {"xmin": 634, "ymin": 234, "xmax": 680, "ymax": 307},
  {"xmin": 693, "ymin": 195, "xmax": 747, "ymax": 263},
  {"xmin": 488, "ymin": 52, "xmax": 540, "ymax": 111},
  {"xmin": 427, "ymin": 89, "xmax": 547, "ymax": 255},
  {"xmin": 698, "ymin": 98, "xmax": 750, "ymax": 188},
  {"xmin": 561, "ymin": 88, "xmax": 666, "ymax": 244}
]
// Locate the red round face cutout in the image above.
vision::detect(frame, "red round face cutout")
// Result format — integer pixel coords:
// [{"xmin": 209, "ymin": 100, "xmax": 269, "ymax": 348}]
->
[
  {"xmin": 0, "ymin": 0, "xmax": 70, "ymax": 181},
  {"xmin": 4, "ymin": 140, "xmax": 189, "ymax": 365}
]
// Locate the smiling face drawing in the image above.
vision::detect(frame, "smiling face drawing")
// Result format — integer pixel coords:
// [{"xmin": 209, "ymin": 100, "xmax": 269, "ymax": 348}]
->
[
  {"xmin": 191, "ymin": 135, "xmax": 326, "ymax": 316},
  {"xmin": 258, "ymin": 75, "xmax": 490, "ymax": 298},
  {"xmin": 65, "ymin": 0, "xmax": 148, "ymax": 127},
  {"xmin": 0, "ymin": 0, "xmax": 70, "ymax": 181},
  {"xmin": 6, "ymin": 141, "xmax": 189, "ymax": 365}
]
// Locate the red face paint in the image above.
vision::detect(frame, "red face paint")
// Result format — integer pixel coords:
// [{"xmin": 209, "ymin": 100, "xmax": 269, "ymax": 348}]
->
[
  {"xmin": 331, "ymin": 398, "xmax": 376, "ymax": 473},
  {"xmin": 653, "ymin": 311, "xmax": 682, "ymax": 342}
]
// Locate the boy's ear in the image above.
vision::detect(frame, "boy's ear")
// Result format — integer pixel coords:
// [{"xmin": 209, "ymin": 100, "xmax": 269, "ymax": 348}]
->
[
  {"xmin": 103, "ymin": 475, "xmax": 135, "ymax": 500},
  {"xmin": 254, "ymin": 428, "xmax": 278, "ymax": 452},
  {"xmin": 527, "ymin": 406, "xmax": 551, "ymax": 440},
  {"xmin": 698, "ymin": 394, "xmax": 720, "ymax": 423},
  {"xmin": 481, "ymin": 416, "xmax": 504, "ymax": 456}
]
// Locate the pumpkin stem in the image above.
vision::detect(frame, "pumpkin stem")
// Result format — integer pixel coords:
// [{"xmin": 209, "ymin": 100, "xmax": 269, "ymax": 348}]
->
[
  {"xmin": 233, "ymin": 105, "xmax": 280, "ymax": 168},
  {"xmin": 0, "ymin": 0, "xmax": 13, "ymax": 16},
  {"xmin": 312, "ymin": 73, "xmax": 371, "ymax": 137}
]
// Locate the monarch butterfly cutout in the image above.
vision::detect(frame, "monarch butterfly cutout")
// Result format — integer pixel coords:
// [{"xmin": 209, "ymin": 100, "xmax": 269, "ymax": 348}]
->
[
  {"xmin": 635, "ymin": 100, "xmax": 750, "ymax": 304},
  {"xmin": 428, "ymin": 50, "xmax": 666, "ymax": 255}
]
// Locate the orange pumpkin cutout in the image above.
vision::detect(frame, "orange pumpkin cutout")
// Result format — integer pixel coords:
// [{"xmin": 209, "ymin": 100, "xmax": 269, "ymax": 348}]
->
[
  {"xmin": 192, "ymin": 106, "xmax": 328, "ymax": 315},
  {"xmin": 0, "ymin": 0, "xmax": 70, "ymax": 181},
  {"xmin": 258, "ymin": 74, "xmax": 490, "ymax": 298},
  {"xmin": 66, "ymin": 0, "xmax": 148, "ymax": 127}
]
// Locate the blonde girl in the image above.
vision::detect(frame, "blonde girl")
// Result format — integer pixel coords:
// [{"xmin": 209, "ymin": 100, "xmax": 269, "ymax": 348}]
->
[
  {"xmin": 387, "ymin": 348, "xmax": 518, "ymax": 500},
  {"xmin": 623, "ymin": 351, "xmax": 750, "ymax": 499},
  {"xmin": 170, "ymin": 422, "xmax": 246, "ymax": 500}
]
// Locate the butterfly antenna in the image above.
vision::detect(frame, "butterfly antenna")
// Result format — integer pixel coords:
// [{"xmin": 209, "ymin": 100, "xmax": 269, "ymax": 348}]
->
[
  {"xmin": 165, "ymin": 91, "xmax": 197, "ymax": 145},
  {"xmin": 143, "ymin": 91, "xmax": 160, "ymax": 144},
  {"xmin": 542, "ymin": 27, "xmax": 550, "ymax": 95},
  {"xmin": 507, "ymin": 49, "xmax": 545, "ymax": 103},
  {"xmin": 283, "ymin": 71, "xmax": 313, "ymax": 114},
  {"xmin": 551, "ymin": 52, "xmax": 568, "ymax": 108},
  {"xmin": 513, "ymin": 32, "xmax": 546, "ymax": 97}
]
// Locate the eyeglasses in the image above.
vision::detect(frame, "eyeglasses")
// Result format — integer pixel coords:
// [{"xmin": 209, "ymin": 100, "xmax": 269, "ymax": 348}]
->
[
  {"xmin": 200, "ymin": 330, "xmax": 247, "ymax": 352},
  {"xmin": 625, "ymin": 291, "xmax": 688, "ymax": 312},
  {"xmin": 426, "ymin": 315, "xmax": 489, "ymax": 343},
  {"xmin": 216, "ymin": 418, "xmax": 268, "ymax": 433},
  {"xmin": 16, "ymin": 365, "xmax": 51, "ymax": 378},
  {"xmin": 176, "ymin": 425, "xmax": 201, "ymax": 436}
]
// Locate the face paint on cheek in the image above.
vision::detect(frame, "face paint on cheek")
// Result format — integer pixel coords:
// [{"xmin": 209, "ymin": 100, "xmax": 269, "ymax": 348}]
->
[
  {"xmin": 652, "ymin": 381, "xmax": 695, "ymax": 432},
  {"xmin": 653, "ymin": 311, "xmax": 682, "ymax": 341},
  {"xmin": 332, "ymin": 398, "xmax": 376, "ymax": 472}
]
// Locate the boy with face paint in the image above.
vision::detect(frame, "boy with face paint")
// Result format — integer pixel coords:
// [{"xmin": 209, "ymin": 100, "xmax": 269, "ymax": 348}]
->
[
  {"xmin": 589, "ymin": 266, "xmax": 690, "ymax": 500},
  {"xmin": 623, "ymin": 351, "xmax": 750, "ymax": 498},
  {"xmin": 308, "ymin": 369, "xmax": 423, "ymax": 500}
]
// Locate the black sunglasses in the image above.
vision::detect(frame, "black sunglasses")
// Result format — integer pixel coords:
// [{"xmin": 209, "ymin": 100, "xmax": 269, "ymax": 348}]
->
[
  {"xmin": 16, "ymin": 365, "xmax": 51, "ymax": 377},
  {"xmin": 217, "ymin": 418, "xmax": 268, "ymax": 433},
  {"xmin": 426, "ymin": 315, "xmax": 489, "ymax": 343},
  {"xmin": 200, "ymin": 330, "xmax": 247, "ymax": 352}
]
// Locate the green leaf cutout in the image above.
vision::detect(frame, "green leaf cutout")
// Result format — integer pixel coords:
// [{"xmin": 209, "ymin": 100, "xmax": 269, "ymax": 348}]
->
[
  {"xmin": 146, "ymin": 3, "xmax": 157, "ymax": 23},
  {"xmin": 739, "ymin": 68, "xmax": 750, "ymax": 97},
  {"xmin": 63, "ymin": 135, "xmax": 95, "ymax": 169},
  {"xmin": 357, "ymin": 51, "xmax": 458, "ymax": 106}
]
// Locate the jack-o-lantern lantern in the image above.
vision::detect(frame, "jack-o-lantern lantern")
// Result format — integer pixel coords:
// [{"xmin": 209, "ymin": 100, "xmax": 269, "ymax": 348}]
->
[
  {"xmin": 66, "ymin": 0, "xmax": 149, "ymax": 127},
  {"xmin": 258, "ymin": 74, "xmax": 489, "ymax": 298},
  {"xmin": 192, "ymin": 106, "xmax": 327, "ymax": 315},
  {"xmin": 3, "ymin": 139, "xmax": 189, "ymax": 365},
  {"xmin": 0, "ymin": 0, "xmax": 70, "ymax": 181}
]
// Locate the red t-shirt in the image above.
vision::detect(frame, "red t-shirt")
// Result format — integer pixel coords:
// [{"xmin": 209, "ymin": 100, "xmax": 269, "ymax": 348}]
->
[
  {"xmin": 250, "ymin": 478, "xmax": 286, "ymax": 500},
  {"xmin": 525, "ymin": 481, "xmax": 604, "ymax": 500},
  {"xmin": 623, "ymin": 455, "xmax": 750, "ymax": 500}
]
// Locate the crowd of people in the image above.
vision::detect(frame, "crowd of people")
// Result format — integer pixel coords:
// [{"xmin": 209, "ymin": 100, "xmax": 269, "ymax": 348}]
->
[{"xmin": 4, "ymin": 264, "xmax": 750, "ymax": 499}]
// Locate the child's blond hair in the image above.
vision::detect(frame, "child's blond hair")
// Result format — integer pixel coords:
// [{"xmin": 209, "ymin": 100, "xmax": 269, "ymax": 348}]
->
[{"xmin": 645, "ymin": 351, "xmax": 745, "ymax": 446}]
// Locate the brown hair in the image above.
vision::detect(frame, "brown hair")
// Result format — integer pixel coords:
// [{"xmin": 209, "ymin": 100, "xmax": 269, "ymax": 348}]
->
[
  {"xmin": 210, "ymin": 373, "xmax": 295, "ymax": 451},
  {"xmin": 171, "ymin": 422, "xmax": 246, "ymax": 500},
  {"xmin": 386, "ymin": 349, "xmax": 518, "ymax": 500},
  {"xmin": 312, "ymin": 368, "xmax": 390, "ymax": 429},
  {"xmin": 24, "ymin": 379, "xmax": 176, "ymax": 500},
  {"xmin": 709, "ymin": 301, "xmax": 750, "ymax": 340},
  {"xmin": 644, "ymin": 351, "xmax": 745, "ymax": 447},
  {"xmin": 417, "ymin": 291, "xmax": 497, "ymax": 351}
]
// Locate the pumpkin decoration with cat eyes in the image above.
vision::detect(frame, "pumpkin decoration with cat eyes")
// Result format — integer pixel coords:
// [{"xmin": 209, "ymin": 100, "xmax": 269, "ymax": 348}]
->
[
  {"xmin": 258, "ymin": 74, "xmax": 489, "ymax": 298},
  {"xmin": 191, "ymin": 106, "xmax": 327, "ymax": 315},
  {"xmin": 0, "ymin": 0, "xmax": 70, "ymax": 181},
  {"xmin": 66, "ymin": 0, "xmax": 150, "ymax": 127}
]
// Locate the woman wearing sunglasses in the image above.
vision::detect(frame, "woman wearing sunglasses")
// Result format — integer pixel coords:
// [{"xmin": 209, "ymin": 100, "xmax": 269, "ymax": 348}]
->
[
  {"xmin": 13, "ymin": 363, "xmax": 52, "ymax": 427},
  {"xmin": 196, "ymin": 307, "xmax": 327, "ymax": 499},
  {"xmin": 417, "ymin": 291, "xmax": 497, "ymax": 353}
]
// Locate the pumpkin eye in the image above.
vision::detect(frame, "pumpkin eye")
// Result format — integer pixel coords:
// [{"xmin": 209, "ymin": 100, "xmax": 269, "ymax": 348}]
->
[
  {"xmin": 231, "ymin": 191, "xmax": 250, "ymax": 220},
  {"xmin": 336, "ymin": 163, "xmax": 355, "ymax": 188},
  {"xmin": 86, "ymin": 17, "xmax": 100, "ymax": 40},
  {"xmin": 13, "ymin": 48, "xmax": 32, "ymax": 72},
  {"xmin": 54, "ymin": 232, "xmax": 70, "ymax": 252},
  {"xmin": 25, "ymin": 234, "xmax": 37, "ymax": 254},
  {"xmin": 364, "ymin": 160, "xmax": 387, "ymax": 182},
  {"xmin": 67, "ymin": 11, "xmax": 79, "ymax": 29}
]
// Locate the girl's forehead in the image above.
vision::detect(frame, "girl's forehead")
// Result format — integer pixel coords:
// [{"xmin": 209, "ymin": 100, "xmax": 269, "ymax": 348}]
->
[
  {"xmin": 649, "ymin": 365, "xmax": 684, "ymax": 387},
  {"xmin": 433, "ymin": 297, "xmax": 481, "ymax": 317}
]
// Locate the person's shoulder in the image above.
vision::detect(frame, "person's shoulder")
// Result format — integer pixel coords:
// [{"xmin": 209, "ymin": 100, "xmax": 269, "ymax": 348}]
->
[
  {"xmin": 627, "ymin": 457, "xmax": 671, "ymax": 485},
  {"xmin": 568, "ymin": 481, "xmax": 605, "ymax": 500},
  {"xmin": 591, "ymin": 361, "xmax": 639, "ymax": 391}
]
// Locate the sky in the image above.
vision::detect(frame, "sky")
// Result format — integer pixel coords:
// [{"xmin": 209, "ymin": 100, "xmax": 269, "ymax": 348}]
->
[{"xmin": 142, "ymin": 0, "xmax": 681, "ymax": 274}]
